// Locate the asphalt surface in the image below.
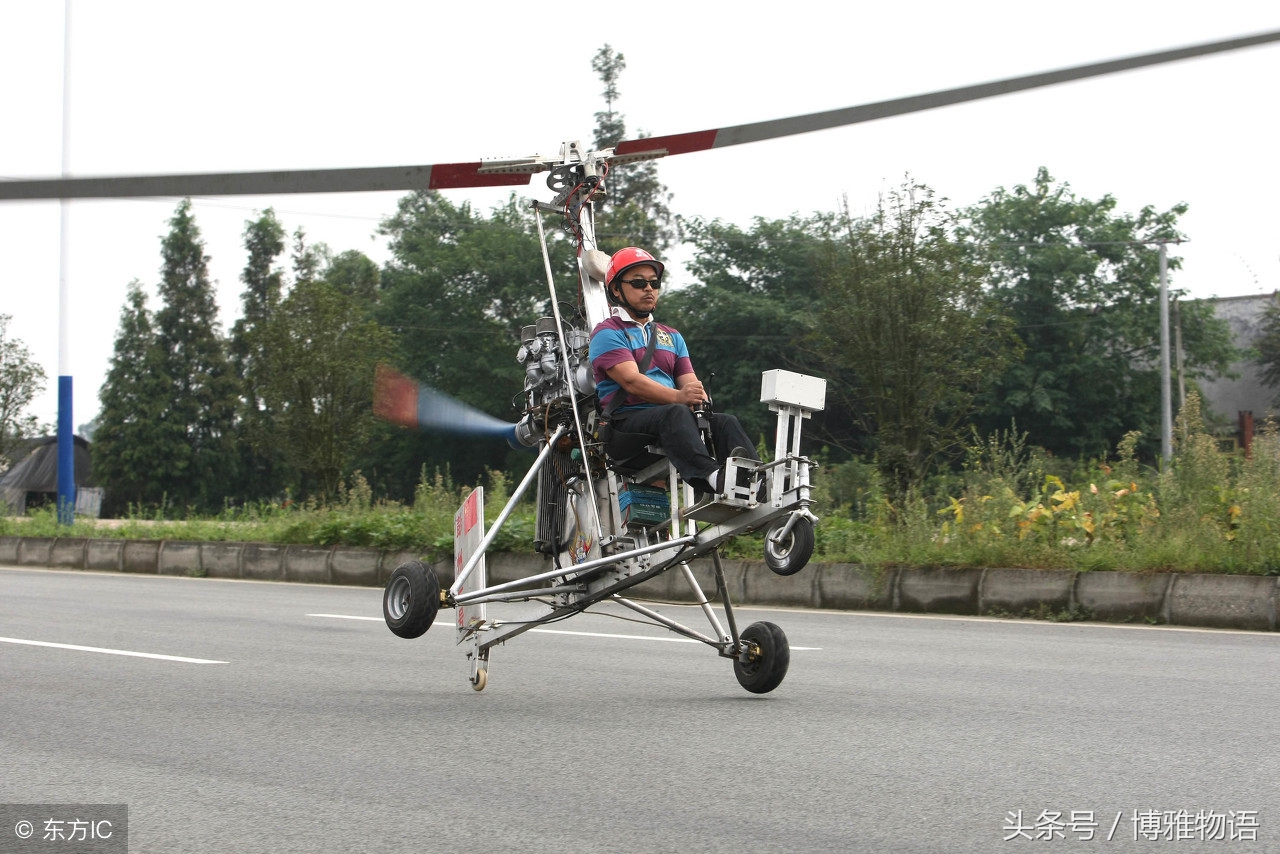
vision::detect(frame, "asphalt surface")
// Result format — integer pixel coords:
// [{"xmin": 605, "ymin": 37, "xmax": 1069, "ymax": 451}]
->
[{"xmin": 2, "ymin": 565, "xmax": 1277, "ymax": 853}]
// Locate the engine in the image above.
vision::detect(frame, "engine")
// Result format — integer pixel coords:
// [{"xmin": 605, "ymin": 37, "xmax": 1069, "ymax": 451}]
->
[{"xmin": 511, "ymin": 316, "xmax": 594, "ymax": 447}]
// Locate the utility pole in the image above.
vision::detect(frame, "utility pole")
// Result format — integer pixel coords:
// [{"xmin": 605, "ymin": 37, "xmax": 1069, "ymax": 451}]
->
[
  {"xmin": 1173, "ymin": 296, "xmax": 1186, "ymax": 411},
  {"xmin": 1159, "ymin": 242, "xmax": 1172, "ymax": 465},
  {"xmin": 57, "ymin": 0, "xmax": 75, "ymax": 525}
]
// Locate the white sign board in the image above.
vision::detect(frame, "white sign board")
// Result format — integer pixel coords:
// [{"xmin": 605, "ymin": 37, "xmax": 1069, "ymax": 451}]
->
[{"xmin": 454, "ymin": 487, "xmax": 486, "ymax": 644}]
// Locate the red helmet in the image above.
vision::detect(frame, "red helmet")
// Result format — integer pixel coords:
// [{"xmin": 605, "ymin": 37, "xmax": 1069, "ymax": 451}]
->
[{"xmin": 605, "ymin": 247, "xmax": 664, "ymax": 287}]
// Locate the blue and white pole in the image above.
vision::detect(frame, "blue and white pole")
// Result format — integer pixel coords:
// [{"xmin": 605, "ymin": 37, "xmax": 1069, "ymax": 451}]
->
[{"xmin": 56, "ymin": 0, "xmax": 75, "ymax": 525}]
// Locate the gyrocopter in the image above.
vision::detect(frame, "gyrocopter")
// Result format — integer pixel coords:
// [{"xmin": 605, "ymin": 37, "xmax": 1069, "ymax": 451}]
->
[
  {"xmin": 373, "ymin": 150, "xmax": 829, "ymax": 691},
  {"xmin": 4, "ymin": 30, "xmax": 1277, "ymax": 693}
]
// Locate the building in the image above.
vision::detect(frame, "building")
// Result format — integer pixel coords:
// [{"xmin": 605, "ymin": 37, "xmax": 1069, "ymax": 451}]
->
[
  {"xmin": 1197, "ymin": 293, "xmax": 1278, "ymax": 450},
  {"xmin": 0, "ymin": 435, "xmax": 101, "ymax": 517}
]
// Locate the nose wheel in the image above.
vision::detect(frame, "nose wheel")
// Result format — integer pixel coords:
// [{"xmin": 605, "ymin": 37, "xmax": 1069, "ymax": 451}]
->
[{"xmin": 383, "ymin": 561, "xmax": 441, "ymax": 639}]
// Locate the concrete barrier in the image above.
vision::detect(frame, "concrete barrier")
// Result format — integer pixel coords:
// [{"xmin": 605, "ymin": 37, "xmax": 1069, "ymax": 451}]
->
[
  {"xmin": 4, "ymin": 534, "xmax": 1280, "ymax": 632},
  {"xmin": 742, "ymin": 559, "xmax": 818, "ymax": 608},
  {"xmin": 49, "ymin": 538, "xmax": 88, "ymax": 569},
  {"xmin": 17, "ymin": 537, "xmax": 55, "ymax": 566},
  {"xmin": 1075, "ymin": 571, "xmax": 1171, "ymax": 623},
  {"xmin": 1167, "ymin": 574, "xmax": 1277, "ymax": 632},
  {"xmin": 85, "ymin": 539, "xmax": 123, "ymax": 572},
  {"xmin": 159, "ymin": 541, "xmax": 204, "ymax": 576},
  {"xmin": 121, "ymin": 540, "xmax": 160, "ymax": 573},
  {"xmin": 284, "ymin": 545, "xmax": 331, "ymax": 584},
  {"xmin": 818, "ymin": 564, "xmax": 896, "ymax": 611},
  {"xmin": 200, "ymin": 542, "xmax": 243, "ymax": 579},
  {"xmin": 980, "ymin": 568, "xmax": 1075, "ymax": 616},
  {"xmin": 240, "ymin": 543, "xmax": 284, "ymax": 581},
  {"xmin": 331, "ymin": 547, "xmax": 380, "ymax": 586},
  {"xmin": 898, "ymin": 566, "xmax": 982, "ymax": 614}
]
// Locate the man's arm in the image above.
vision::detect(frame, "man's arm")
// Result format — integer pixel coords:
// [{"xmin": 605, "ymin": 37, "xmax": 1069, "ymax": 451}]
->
[{"xmin": 606, "ymin": 361, "xmax": 706, "ymax": 407}]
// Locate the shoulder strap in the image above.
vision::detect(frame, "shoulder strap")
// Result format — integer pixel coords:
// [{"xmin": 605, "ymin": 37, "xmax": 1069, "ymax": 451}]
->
[{"xmin": 603, "ymin": 326, "xmax": 658, "ymax": 419}]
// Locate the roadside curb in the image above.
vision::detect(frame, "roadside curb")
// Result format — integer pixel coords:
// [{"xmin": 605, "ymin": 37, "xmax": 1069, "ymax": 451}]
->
[{"xmin": 2, "ymin": 535, "xmax": 1277, "ymax": 633}]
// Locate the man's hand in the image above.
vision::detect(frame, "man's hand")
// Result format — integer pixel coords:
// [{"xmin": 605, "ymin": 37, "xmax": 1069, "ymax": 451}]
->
[{"xmin": 675, "ymin": 378, "xmax": 707, "ymax": 408}]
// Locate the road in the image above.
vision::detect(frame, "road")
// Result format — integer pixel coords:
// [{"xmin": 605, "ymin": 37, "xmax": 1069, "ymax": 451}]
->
[{"xmin": 2, "ymin": 566, "xmax": 1277, "ymax": 853}]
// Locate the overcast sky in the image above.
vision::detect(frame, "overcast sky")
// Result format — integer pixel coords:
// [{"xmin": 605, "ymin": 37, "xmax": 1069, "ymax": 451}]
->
[{"xmin": 2, "ymin": 1, "xmax": 1278, "ymax": 428}]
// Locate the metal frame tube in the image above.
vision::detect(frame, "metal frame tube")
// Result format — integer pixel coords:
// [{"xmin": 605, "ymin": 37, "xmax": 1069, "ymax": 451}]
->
[
  {"xmin": 611, "ymin": 596, "xmax": 723, "ymax": 647},
  {"xmin": 454, "ymin": 534, "xmax": 697, "ymax": 604},
  {"xmin": 534, "ymin": 208, "xmax": 603, "ymax": 537},
  {"xmin": 451, "ymin": 425, "xmax": 566, "ymax": 595},
  {"xmin": 711, "ymin": 551, "xmax": 740, "ymax": 646},
  {"xmin": 678, "ymin": 562, "xmax": 729, "ymax": 642},
  {"xmin": 476, "ymin": 585, "xmax": 586, "ymax": 605}
]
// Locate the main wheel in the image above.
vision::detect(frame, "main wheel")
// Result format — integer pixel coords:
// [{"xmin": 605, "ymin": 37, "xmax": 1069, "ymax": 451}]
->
[
  {"xmin": 383, "ymin": 560, "xmax": 440, "ymax": 639},
  {"xmin": 764, "ymin": 516, "xmax": 815, "ymax": 576},
  {"xmin": 734, "ymin": 621, "xmax": 790, "ymax": 694}
]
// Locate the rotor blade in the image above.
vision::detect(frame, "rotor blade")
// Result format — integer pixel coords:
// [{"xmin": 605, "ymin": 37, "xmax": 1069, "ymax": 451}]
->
[
  {"xmin": 374, "ymin": 365, "xmax": 518, "ymax": 441},
  {"xmin": 5, "ymin": 29, "xmax": 1276, "ymax": 201},
  {"xmin": 612, "ymin": 28, "xmax": 1280, "ymax": 161},
  {"xmin": 0, "ymin": 161, "xmax": 531, "ymax": 202}
]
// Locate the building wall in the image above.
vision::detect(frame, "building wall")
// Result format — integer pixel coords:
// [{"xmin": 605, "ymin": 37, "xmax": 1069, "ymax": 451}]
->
[{"xmin": 1197, "ymin": 293, "xmax": 1277, "ymax": 426}]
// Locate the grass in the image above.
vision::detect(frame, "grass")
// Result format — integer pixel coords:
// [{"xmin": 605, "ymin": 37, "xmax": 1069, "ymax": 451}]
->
[
  {"xmin": 7, "ymin": 396, "xmax": 1280, "ymax": 576},
  {"xmin": 1, "ymin": 467, "xmax": 533, "ymax": 563}
]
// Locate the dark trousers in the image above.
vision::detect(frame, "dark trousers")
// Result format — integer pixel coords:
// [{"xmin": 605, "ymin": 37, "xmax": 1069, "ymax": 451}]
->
[{"xmin": 609, "ymin": 405, "xmax": 757, "ymax": 490}]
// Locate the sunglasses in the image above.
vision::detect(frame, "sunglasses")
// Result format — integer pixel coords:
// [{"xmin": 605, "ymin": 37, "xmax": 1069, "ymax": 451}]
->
[{"xmin": 620, "ymin": 278, "xmax": 662, "ymax": 290}]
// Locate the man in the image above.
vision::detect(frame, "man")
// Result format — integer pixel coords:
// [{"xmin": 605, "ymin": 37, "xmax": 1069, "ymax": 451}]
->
[{"xmin": 589, "ymin": 246, "xmax": 758, "ymax": 496}]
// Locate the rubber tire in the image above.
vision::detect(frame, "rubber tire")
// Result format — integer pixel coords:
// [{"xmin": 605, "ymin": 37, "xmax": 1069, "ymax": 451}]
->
[
  {"xmin": 734, "ymin": 621, "xmax": 790, "ymax": 694},
  {"xmin": 764, "ymin": 516, "xmax": 815, "ymax": 576},
  {"xmin": 383, "ymin": 560, "xmax": 440, "ymax": 639}
]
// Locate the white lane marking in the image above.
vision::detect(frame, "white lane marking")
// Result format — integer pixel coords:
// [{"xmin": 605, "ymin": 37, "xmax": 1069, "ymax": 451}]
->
[
  {"xmin": 843, "ymin": 610, "xmax": 1280, "ymax": 637},
  {"xmin": 309, "ymin": 613, "xmax": 453, "ymax": 627},
  {"xmin": 531, "ymin": 628, "xmax": 697, "ymax": 644},
  {"xmin": 308, "ymin": 613, "xmax": 382, "ymax": 621},
  {"xmin": 0, "ymin": 636, "xmax": 227, "ymax": 664},
  {"xmin": 306, "ymin": 614, "xmax": 821, "ymax": 650},
  {"xmin": 531, "ymin": 627, "xmax": 821, "ymax": 651}
]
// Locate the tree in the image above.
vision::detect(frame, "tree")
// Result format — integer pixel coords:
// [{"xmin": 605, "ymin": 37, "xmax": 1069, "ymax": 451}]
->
[
  {"xmin": 1253, "ymin": 297, "xmax": 1280, "ymax": 404},
  {"xmin": 363, "ymin": 191, "xmax": 558, "ymax": 496},
  {"xmin": 291, "ymin": 226, "xmax": 328, "ymax": 285},
  {"xmin": 258, "ymin": 278, "xmax": 393, "ymax": 499},
  {"xmin": 590, "ymin": 44, "xmax": 678, "ymax": 254},
  {"xmin": 0, "ymin": 314, "xmax": 47, "ymax": 469},
  {"xmin": 93, "ymin": 282, "xmax": 175, "ymax": 514},
  {"xmin": 152, "ymin": 199, "xmax": 241, "ymax": 512},
  {"xmin": 815, "ymin": 182, "xmax": 1019, "ymax": 495},
  {"xmin": 230, "ymin": 209, "xmax": 289, "ymax": 502},
  {"xmin": 661, "ymin": 214, "xmax": 837, "ymax": 449},
  {"xmin": 964, "ymin": 168, "xmax": 1235, "ymax": 460},
  {"xmin": 325, "ymin": 249, "xmax": 380, "ymax": 303}
]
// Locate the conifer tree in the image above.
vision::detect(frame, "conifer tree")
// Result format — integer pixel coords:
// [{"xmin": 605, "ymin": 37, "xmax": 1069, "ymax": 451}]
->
[
  {"xmin": 152, "ymin": 199, "xmax": 240, "ymax": 511},
  {"xmin": 590, "ymin": 45, "xmax": 678, "ymax": 254},
  {"xmin": 230, "ymin": 209, "xmax": 288, "ymax": 501},
  {"xmin": 93, "ymin": 282, "xmax": 173, "ymax": 514}
]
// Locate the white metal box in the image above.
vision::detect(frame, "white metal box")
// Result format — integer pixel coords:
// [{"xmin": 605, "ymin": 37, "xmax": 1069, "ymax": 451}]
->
[{"xmin": 760, "ymin": 370, "xmax": 826, "ymax": 411}]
